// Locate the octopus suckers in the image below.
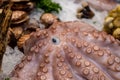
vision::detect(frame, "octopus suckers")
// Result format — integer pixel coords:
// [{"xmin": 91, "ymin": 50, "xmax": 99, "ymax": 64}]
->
[
  {"xmin": 57, "ymin": 62, "xmax": 63, "ymax": 67},
  {"xmin": 82, "ymin": 68, "xmax": 90, "ymax": 75},
  {"xmin": 83, "ymin": 32, "xmax": 88, "ymax": 36},
  {"xmin": 110, "ymin": 35, "xmax": 115, "ymax": 43},
  {"xmin": 60, "ymin": 70, "xmax": 66, "ymax": 75},
  {"xmin": 44, "ymin": 53, "xmax": 49, "ymax": 57},
  {"xmin": 36, "ymin": 32, "xmax": 41, "ymax": 37},
  {"xmin": 93, "ymin": 67, "xmax": 99, "ymax": 73},
  {"xmin": 40, "ymin": 63, "xmax": 45, "ymax": 68},
  {"xmin": 67, "ymin": 72, "xmax": 73, "ymax": 78},
  {"xmin": 44, "ymin": 58, "xmax": 50, "ymax": 63},
  {"xmin": 34, "ymin": 48, "xmax": 39, "ymax": 53},
  {"xmin": 10, "ymin": 21, "xmax": 120, "ymax": 80},
  {"xmin": 56, "ymin": 54, "xmax": 62, "ymax": 58},
  {"xmin": 21, "ymin": 56, "xmax": 26, "ymax": 61},
  {"xmin": 115, "ymin": 65, "xmax": 120, "ymax": 71},
  {"xmin": 42, "ymin": 67, "xmax": 48, "ymax": 73},
  {"xmin": 75, "ymin": 61, "xmax": 81, "ymax": 67},
  {"xmin": 18, "ymin": 62, "xmax": 24, "ymax": 68},
  {"xmin": 98, "ymin": 51, "xmax": 104, "ymax": 56},
  {"xmin": 114, "ymin": 57, "xmax": 120, "ymax": 63},
  {"xmin": 107, "ymin": 57, "xmax": 114, "ymax": 65},
  {"xmin": 69, "ymin": 53, "xmax": 75, "ymax": 58},
  {"xmin": 63, "ymin": 45, "xmax": 68, "ymax": 50},
  {"xmin": 43, "ymin": 31, "xmax": 47, "ymax": 35},
  {"xmin": 92, "ymin": 76, "xmax": 98, "ymax": 80},
  {"xmin": 40, "ymin": 75, "xmax": 46, "ymax": 80},
  {"xmin": 68, "ymin": 49, "xmax": 72, "ymax": 53},
  {"xmin": 93, "ymin": 45, "xmax": 99, "ymax": 51},
  {"xmin": 71, "ymin": 38, "xmax": 76, "ymax": 43},
  {"xmin": 84, "ymin": 61, "xmax": 91, "ymax": 67},
  {"xmin": 67, "ymin": 29, "xmax": 71, "ymax": 32},
  {"xmin": 59, "ymin": 57, "xmax": 65, "ymax": 62},
  {"xmin": 74, "ymin": 28, "xmax": 79, "ymax": 33},
  {"xmin": 38, "ymin": 42, "xmax": 43, "ymax": 48},
  {"xmin": 77, "ymin": 42, "xmax": 82, "ymax": 48},
  {"xmin": 86, "ymin": 47, "xmax": 92, "ymax": 54},
  {"xmin": 30, "ymin": 46, "xmax": 36, "ymax": 52},
  {"xmin": 83, "ymin": 41, "xmax": 88, "ymax": 47},
  {"xmin": 76, "ymin": 54, "xmax": 82, "ymax": 59},
  {"xmin": 27, "ymin": 55, "xmax": 32, "ymax": 61},
  {"xmin": 93, "ymin": 32, "xmax": 99, "ymax": 38},
  {"xmin": 100, "ymin": 75, "xmax": 105, "ymax": 80}
]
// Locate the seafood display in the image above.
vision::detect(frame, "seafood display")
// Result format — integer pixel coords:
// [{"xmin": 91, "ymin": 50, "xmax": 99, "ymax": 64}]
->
[
  {"xmin": 0, "ymin": 0, "xmax": 120, "ymax": 80},
  {"xmin": 10, "ymin": 21, "xmax": 120, "ymax": 80}
]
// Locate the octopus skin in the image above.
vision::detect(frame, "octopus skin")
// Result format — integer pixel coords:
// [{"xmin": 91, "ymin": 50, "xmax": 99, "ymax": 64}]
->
[
  {"xmin": 85, "ymin": 0, "xmax": 117, "ymax": 11},
  {"xmin": 10, "ymin": 21, "xmax": 120, "ymax": 80}
]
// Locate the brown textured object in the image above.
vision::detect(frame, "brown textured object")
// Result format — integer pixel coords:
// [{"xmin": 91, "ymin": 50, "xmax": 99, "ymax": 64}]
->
[
  {"xmin": 7, "ymin": 28, "xmax": 17, "ymax": 49},
  {"xmin": 17, "ymin": 34, "xmax": 30, "ymax": 49},
  {"xmin": 76, "ymin": 2, "xmax": 94, "ymax": 19},
  {"xmin": 40, "ymin": 13, "xmax": 59, "ymax": 28},
  {"xmin": 0, "ymin": 3, "xmax": 12, "ymax": 72},
  {"xmin": 11, "ymin": 2, "xmax": 34, "ymax": 11},
  {"xmin": 24, "ymin": 18, "xmax": 40, "ymax": 34},
  {"xmin": 11, "ymin": 10, "xmax": 29, "ymax": 24},
  {"xmin": 11, "ymin": 26, "xmax": 23, "ymax": 39},
  {"xmin": 10, "ymin": 0, "xmax": 30, "ymax": 2},
  {"xmin": 113, "ymin": 28, "xmax": 120, "ymax": 39},
  {"xmin": 113, "ymin": 17, "xmax": 120, "ymax": 28},
  {"xmin": 10, "ymin": 21, "xmax": 120, "ymax": 80}
]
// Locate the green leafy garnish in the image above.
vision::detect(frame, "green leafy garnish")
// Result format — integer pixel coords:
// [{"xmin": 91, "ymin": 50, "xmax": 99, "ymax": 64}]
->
[
  {"xmin": 5, "ymin": 78, "xmax": 10, "ymax": 80},
  {"xmin": 32, "ymin": 0, "xmax": 62, "ymax": 13}
]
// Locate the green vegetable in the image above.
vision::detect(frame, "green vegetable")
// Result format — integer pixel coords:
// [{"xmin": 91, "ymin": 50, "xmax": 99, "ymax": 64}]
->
[
  {"xmin": 5, "ymin": 78, "xmax": 10, "ymax": 80},
  {"xmin": 31, "ymin": 0, "xmax": 62, "ymax": 13}
]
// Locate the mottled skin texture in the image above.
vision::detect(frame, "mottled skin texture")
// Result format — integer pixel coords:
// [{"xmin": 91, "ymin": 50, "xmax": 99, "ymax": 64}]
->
[
  {"xmin": 87, "ymin": 0, "xmax": 117, "ymax": 11},
  {"xmin": 10, "ymin": 21, "xmax": 120, "ymax": 80}
]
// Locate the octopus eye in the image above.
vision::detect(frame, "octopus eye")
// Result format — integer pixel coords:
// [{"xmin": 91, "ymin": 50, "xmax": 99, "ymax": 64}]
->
[{"xmin": 51, "ymin": 37, "xmax": 60, "ymax": 45}]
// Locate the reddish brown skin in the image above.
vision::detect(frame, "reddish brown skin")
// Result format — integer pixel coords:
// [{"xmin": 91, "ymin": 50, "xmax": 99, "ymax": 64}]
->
[
  {"xmin": 10, "ymin": 21, "xmax": 120, "ymax": 80},
  {"xmin": 87, "ymin": 0, "xmax": 117, "ymax": 11}
]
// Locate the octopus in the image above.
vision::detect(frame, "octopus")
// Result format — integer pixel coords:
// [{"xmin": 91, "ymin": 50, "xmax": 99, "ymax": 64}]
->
[
  {"xmin": 87, "ymin": 0, "xmax": 118, "ymax": 11},
  {"xmin": 75, "ymin": 0, "xmax": 118, "ymax": 11},
  {"xmin": 10, "ymin": 21, "xmax": 120, "ymax": 80}
]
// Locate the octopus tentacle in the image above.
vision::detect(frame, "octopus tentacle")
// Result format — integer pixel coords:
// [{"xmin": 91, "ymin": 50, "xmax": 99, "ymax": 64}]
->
[
  {"xmin": 87, "ymin": 0, "xmax": 117, "ymax": 11},
  {"xmin": 63, "ymin": 43, "xmax": 112, "ymax": 80},
  {"xmin": 11, "ymin": 54, "xmax": 40, "ymax": 80},
  {"xmin": 24, "ymin": 29, "xmax": 49, "ymax": 54},
  {"xmin": 70, "ymin": 36, "xmax": 120, "ymax": 80},
  {"xmin": 10, "ymin": 21, "xmax": 120, "ymax": 80},
  {"xmin": 35, "ymin": 50, "xmax": 54, "ymax": 80},
  {"xmin": 11, "ymin": 31, "xmax": 51, "ymax": 80},
  {"xmin": 78, "ymin": 30, "xmax": 120, "ymax": 57},
  {"xmin": 52, "ymin": 51, "xmax": 81, "ymax": 80}
]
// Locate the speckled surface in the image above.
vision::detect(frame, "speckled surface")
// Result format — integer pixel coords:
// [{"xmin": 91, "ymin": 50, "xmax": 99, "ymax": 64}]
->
[
  {"xmin": 1, "ymin": 0, "xmax": 115, "ymax": 78},
  {"xmin": 10, "ymin": 21, "xmax": 120, "ymax": 80}
]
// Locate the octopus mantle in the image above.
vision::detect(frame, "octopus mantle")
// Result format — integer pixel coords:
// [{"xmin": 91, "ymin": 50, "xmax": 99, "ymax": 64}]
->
[{"xmin": 10, "ymin": 21, "xmax": 120, "ymax": 80}]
